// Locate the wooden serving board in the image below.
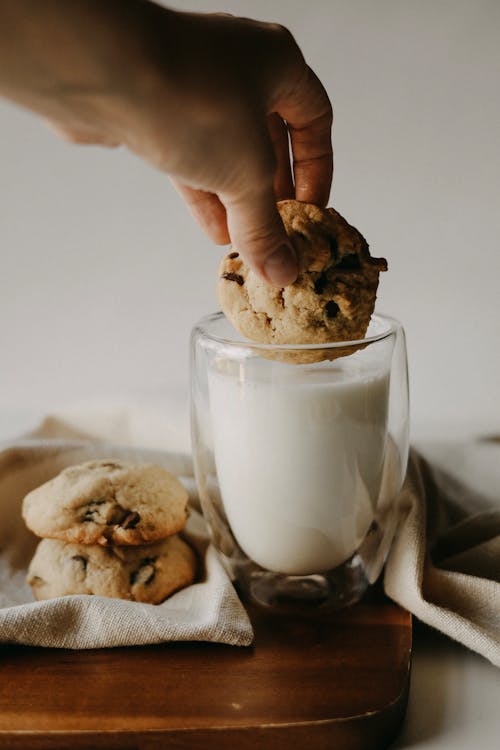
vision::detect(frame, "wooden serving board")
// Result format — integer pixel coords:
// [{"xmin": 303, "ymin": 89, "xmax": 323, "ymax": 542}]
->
[{"xmin": 0, "ymin": 590, "xmax": 411, "ymax": 750}]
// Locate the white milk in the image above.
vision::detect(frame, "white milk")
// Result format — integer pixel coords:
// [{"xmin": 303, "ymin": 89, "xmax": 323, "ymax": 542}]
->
[{"xmin": 208, "ymin": 358, "xmax": 390, "ymax": 575}]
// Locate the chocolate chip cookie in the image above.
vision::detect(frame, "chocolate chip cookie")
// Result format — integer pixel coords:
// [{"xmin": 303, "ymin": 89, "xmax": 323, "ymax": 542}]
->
[
  {"xmin": 27, "ymin": 535, "xmax": 197, "ymax": 604},
  {"xmin": 22, "ymin": 460, "xmax": 189, "ymax": 546},
  {"xmin": 217, "ymin": 199, "xmax": 387, "ymax": 345}
]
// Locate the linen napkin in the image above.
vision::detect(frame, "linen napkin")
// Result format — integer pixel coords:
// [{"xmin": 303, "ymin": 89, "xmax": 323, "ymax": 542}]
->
[
  {"xmin": 0, "ymin": 425, "xmax": 253, "ymax": 649},
  {"xmin": 0, "ymin": 407, "xmax": 498, "ymax": 665},
  {"xmin": 384, "ymin": 443, "xmax": 500, "ymax": 667}
]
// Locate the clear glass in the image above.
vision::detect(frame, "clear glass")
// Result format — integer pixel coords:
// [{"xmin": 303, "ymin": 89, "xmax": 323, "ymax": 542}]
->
[{"xmin": 191, "ymin": 313, "xmax": 409, "ymax": 613}]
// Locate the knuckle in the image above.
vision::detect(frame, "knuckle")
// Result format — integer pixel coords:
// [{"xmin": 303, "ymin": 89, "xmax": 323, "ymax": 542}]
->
[
  {"xmin": 264, "ymin": 21, "xmax": 303, "ymax": 67},
  {"xmin": 245, "ymin": 224, "xmax": 281, "ymax": 248},
  {"xmin": 235, "ymin": 222, "xmax": 286, "ymax": 264},
  {"xmin": 270, "ymin": 22, "xmax": 297, "ymax": 49},
  {"xmin": 324, "ymin": 100, "xmax": 334, "ymax": 125}
]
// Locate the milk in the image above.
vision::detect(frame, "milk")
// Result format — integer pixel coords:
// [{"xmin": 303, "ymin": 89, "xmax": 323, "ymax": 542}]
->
[{"xmin": 208, "ymin": 358, "xmax": 390, "ymax": 576}]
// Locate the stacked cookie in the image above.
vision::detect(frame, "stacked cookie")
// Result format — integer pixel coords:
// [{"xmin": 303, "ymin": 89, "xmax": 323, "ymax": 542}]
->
[{"xmin": 22, "ymin": 460, "xmax": 197, "ymax": 604}]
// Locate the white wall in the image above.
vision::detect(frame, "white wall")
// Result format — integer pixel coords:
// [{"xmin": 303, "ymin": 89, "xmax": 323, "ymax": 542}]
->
[{"xmin": 1, "ymin": 0, "xmax": 499, "ymax": 441}]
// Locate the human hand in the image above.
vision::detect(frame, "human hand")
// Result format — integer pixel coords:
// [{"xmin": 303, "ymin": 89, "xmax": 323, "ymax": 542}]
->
[{"xmin": 0, "ymin": 0, "xmax": 333, "ymax": 286}]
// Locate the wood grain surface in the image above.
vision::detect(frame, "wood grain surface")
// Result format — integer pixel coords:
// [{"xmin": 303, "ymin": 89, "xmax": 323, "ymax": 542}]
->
[{"xmin": 0, "ymin": 590, "xmax": 411, "ymax": 749}]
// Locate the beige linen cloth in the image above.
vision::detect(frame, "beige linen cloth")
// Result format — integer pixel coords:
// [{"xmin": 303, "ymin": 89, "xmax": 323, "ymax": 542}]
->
[
  {"xmin": 385, "ymin": 444, "xmax": 500, "ymax": 667},
  {"xmin": 0, "ymin": 409, "xmax": 498, "ymax": 665},
  {"xmin": 0, "ymin": 417, "xmax": 253, "ymax": 649}
]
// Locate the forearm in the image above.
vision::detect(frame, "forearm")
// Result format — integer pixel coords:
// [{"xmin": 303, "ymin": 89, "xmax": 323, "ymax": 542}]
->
[
  {"xmin": 0, "ymin": 0, "xmax": 176, "ymax": 122},
  {"xmin": 0, "ymin": 1, "xmax": 332, "ymax": 285}
]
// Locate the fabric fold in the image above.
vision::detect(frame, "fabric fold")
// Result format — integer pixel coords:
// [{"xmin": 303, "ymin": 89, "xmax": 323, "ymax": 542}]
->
[
  {"xmin": 0, "ymin": 415, "xmax": 498, "ymax": 664},
  {"xmin": 0, "ymin": 433, "xmax": 253, "ymax": 649},
  {"xmin": 384, "ymin": 450, "xmax": 500, "ymax": 667}
]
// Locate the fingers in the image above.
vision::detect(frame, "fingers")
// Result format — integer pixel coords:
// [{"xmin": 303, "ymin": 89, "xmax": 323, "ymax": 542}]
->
[
  {"xmin": 229, "ymin": 62, "xmax": 331, "ymax": 286},
  {"xmin": 289, "ymin": 110, "xmax": 333, "ymax": 206},
  {"xmin": 175, "ymin": 178, "xmax": 297, "ymax": 286},
  {"xmin": 267, "ymin": 112, "xmax": 294, "ymax": 201},
  {"xmin": 223, "ymin": 183, "xmax": 297, "ymax": 287},
  {"xmin": 174, "ymin": 117, "xmax": 296, "ymax": 285},
  {"xmin": 173, "ymin": 182, "xmax": 230, "ymax": 245},
  {"xmin": 276, "ymin": 66, "xmax": 333, "ymax": 206}
]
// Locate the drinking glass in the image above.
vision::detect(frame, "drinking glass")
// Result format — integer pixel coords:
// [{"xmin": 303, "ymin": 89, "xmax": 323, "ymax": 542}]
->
[{"xmin": 191, "ymin": 312, "xmax": 409, "ymax": 611}]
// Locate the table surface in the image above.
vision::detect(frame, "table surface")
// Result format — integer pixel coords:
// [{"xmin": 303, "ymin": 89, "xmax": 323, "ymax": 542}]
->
[
  {"xmin": 0, "ymin": 605, "xmax": 498, "ymax": 749},
  {"xmin": 392, "ymin": 623, "xmax": 500, "ymax": 749},
  {"xmin": 0, "ymin": 594, "xmax": 412, "ymax": 750}
]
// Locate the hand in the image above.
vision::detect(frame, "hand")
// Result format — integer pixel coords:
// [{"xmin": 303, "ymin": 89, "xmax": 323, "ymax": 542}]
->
[{"xmin": 0, "ymin": 1, "xmax": 333, "ymax": 286}]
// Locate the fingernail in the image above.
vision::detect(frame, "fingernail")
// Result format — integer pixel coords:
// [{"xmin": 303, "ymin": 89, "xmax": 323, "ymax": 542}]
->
[{"xmin": 263, "ymin": 244, "xmax": 297, "ymax": 287}]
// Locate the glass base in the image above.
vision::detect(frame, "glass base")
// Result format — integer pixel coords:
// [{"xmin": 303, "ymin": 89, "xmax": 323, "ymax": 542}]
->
[{"xmin": 236, "ymin": 553, "xmax": 370, "ymax": 615}]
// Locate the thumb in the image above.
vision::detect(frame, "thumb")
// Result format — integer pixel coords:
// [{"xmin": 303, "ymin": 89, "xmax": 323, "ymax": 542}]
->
[{"xmin": 223, "ymin": 186, "xmax": 298, "ymax": 287}]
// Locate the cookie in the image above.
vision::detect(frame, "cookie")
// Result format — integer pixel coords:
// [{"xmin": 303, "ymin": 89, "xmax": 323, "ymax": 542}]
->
[
  {"xmin": 217, "ymin": 199, "xmax": 387, "ymax": 346},
  {"xmin": 22, "ymin": 460, "xmax": 189, "ymax": 546},
  {"xmin": 27, "ymin": 535, "xmax": 197, "ymax": 604}
]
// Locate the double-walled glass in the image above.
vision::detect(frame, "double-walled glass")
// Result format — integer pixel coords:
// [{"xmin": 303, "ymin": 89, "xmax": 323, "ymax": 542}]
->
[{"xmin": 191, "ymin": 313, "xmax": 409, "ymax": 611}]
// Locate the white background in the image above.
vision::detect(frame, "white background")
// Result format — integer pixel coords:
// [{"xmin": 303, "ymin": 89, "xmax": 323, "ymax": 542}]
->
[
  {"xmin": 1, "ymin": 1, "xmax": 499, "ymax": 747},
  {"xmin": 1, "ymin": 0, "xmax": 499, "ymax": 442}
]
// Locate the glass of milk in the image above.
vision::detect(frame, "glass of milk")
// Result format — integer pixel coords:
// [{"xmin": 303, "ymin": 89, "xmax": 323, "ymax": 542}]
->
[{"xmin": 191, "ymin": 313, "xmax": 409, "ymax": 611}]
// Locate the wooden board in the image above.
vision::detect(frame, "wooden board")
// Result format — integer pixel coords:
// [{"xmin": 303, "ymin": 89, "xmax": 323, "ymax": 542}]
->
[{"xmin": 0, "ymin": 590, "xmax": 411, "ymax": 750}]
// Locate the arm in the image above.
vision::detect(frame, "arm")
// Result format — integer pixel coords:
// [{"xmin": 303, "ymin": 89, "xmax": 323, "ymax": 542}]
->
[{"xmin": 0, "ymin": 0, "xmax": 333, "ymax": 286}]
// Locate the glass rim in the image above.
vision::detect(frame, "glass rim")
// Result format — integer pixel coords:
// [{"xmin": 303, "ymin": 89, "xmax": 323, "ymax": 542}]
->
[{"xmin": 193, "ymin": 311, "xmax": 400, "ymax": 352}]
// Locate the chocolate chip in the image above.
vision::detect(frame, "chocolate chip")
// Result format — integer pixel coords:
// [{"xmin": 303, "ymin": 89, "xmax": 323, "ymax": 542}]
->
[
  {"xmin": 336, "ymin": 253, "xmax": 361, "ymax": 270},
  {"xmin": 228, "ymin": 252, "xmax": 239, "ymax": 259},
  {"xmin": 120, "ymin": 511, "xmax": 141, "ymax": 529},
  {"xmin": 328, "ymin": 236, "xmax": 338, "ymax": 260},
  {"xmin": 130, "ymin": 558, "xmax": 157, "ymax": 586},
  {"xmin": 81, "ymin": 498, "xmax": 107, "ymax": 523},
  {"xmin": 221, "ymin": 272, "xmax": 244, "ymax": 286},
  {"xmin": 325, "ymin": 300, "xmax": 340, "ymax": 319},
  {"xmin": 71, "ymin": 555, "xmax": 88, "ymax": 571},
  {"xmin": 29, "ymin": 575, "xmax": 45, "ymax": 585},
  {"xmin": 314, "ymin": 272, "xmax": 329, "ymax": 295},
  {"xmin": 81, "ymin": 499, "xmax": 125, "ymax": 525}
]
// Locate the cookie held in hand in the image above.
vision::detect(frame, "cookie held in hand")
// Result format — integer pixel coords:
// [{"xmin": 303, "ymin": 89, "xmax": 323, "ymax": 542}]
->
[
  {"xmin": 217, "ymin": 199, "xmax": 387, "ymax": 346},
  {"xmin": 27, "ymin": 535, "xmax": 197, "ymax": 604},
  {"xmin": 22, "ymin": 460, "xmax": 189, "ymax": 546}
]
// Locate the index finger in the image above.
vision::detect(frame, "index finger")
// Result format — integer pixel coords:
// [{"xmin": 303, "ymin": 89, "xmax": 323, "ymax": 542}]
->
[{"xmin": 277, "ymin": 66, "xmax": 333, "ymax": 206}]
